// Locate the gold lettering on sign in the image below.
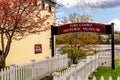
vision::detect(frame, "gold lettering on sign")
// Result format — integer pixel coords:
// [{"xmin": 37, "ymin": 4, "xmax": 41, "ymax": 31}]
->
[
  {"xmin": 58, "ymin": 23, "xmax": 106, "ymax": 34},
  {"xmin": 70, "ymin": 24, "xmax": 78, "ymax": 27},
  {"xmin": 83, "ymin": 27, "xmax": 100, "ymax": 32},
  {"xmin": 79, "ymin": 23, "xmax": 92, "ymax": 27},
  {"xmin": 96, "ymin": 28, "xmax": 100, "ymax": 32}
]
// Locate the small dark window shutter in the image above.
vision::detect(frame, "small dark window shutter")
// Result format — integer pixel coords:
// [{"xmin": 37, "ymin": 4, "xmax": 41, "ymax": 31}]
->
[
  {"xmin": 48, "ymin": 5, "xmax": 52, "ymax": 12},
  {"xmin": 42, "ymin": 1, "xmax": 45, "ymax": 9}
]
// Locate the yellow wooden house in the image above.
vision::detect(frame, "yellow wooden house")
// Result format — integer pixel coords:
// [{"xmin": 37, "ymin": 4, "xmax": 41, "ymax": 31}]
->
[{"xmin": 6, "ymin": 0, "xmax": 56, "ymax": 65}]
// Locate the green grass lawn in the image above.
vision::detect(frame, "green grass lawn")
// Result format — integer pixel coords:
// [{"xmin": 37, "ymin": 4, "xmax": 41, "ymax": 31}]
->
[{"xmin": 90, "ymin": 65, "xmax": 120, "ymax": 80}]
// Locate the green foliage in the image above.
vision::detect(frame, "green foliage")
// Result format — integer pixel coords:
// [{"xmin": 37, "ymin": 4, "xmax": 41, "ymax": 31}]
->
[
  {"xmin": 60, "ymin": 45, "xmax": 87, "ymax": 63},
  {"xmin": 99, "ymin": 34, "xmax": 112, "ymax": 44},
  {"xmin": 56, "ymin": 30, "xmax": 120, "ymax": 45},
  {"xmin": 56, "ymin": 32, "xmax": 99, "ymax": 46},
  {"xmin": 99, "ymin": 33, "xmax": 120, "ymax": 44},
  {"xmin": 60, "ymin": 45, "xmax": 70, "ymax": 54},
  {"xmin": 115, "ymin": 58, "xmax": 120, "ymax": 65},
  {"xmin": 114, "ymin": 34, "xmax": 120, "ymax": 44}
]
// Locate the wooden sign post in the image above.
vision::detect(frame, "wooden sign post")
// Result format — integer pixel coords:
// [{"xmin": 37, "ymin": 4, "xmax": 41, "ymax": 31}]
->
[{"xmin": 51, "ymin": 23, "xmax": 115, "ymax": 69}]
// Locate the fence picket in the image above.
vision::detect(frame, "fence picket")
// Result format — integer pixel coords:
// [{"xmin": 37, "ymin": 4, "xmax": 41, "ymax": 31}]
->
[
  {"xmin": 10, "ymin": 65, "xmax": 15, "ymax": 80},
  {"xmin": 77, "ymin": 75, "xmax": 81, "ymax": 80},
  {"xmin": 70, "ymin": 75, "xmax": 74, "ymax": 80},
  {"xmin": 100, "ymin": 76, "xmax": 104, "ymax": 80},
  {"xmin": 6, "ymin": 67, "xmax": 10, "ymax": 80},
  {"xmin": 117, "ymin": 76, "xmax": 120, "ymax": 80},
  {"xmin": 85, "ymin": 76, "xmax": 88, "ymax": 80},
  {"xmin": 109, "ymin": 76, "xmax": 113, "ymax": 80},
  {"xmin": 92, "ymin": 76, "xmax": 96, "ymax": 80},
  {"xmin": 4, "ymin": 68, "xmax": 7, "ymax": 80}
]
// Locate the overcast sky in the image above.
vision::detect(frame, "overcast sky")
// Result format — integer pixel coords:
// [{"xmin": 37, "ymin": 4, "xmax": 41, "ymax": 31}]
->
[
  {"xmin": 56, "ymin": 0, "xmax": 120, "ymax": 32},
  {"xmin": 57, "ymin": 0, "xmax": 120, "ymax": 8}
]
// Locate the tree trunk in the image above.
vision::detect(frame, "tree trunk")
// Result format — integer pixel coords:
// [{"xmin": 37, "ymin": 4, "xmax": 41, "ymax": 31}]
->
[
  {"xmin": 0, "ymin": 58, "xmax": 6, "ymax": 69},
  {"xmin": 73, "ymin": 58, "xmax": 77, "ymax": 64}
]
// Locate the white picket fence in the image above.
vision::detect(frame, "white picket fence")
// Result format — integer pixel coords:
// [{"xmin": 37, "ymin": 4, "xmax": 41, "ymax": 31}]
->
[
  {"xmin": 52, "ymin": 52, "xmax": 115, "ymax": 80},
  {"xmin": 0, "ymin": 54, "xmax": 68, "ymax": 80},
  {"xmin": 55, "ymin": 76, "xmax": 120, "ymax": 80},
  {"xmin": 53, "ymin": 54, "xmax": 99, "ymax": 80},
  {"xmin": 98, "ymin": 51, "xmax": 111, "ymax": 67}
]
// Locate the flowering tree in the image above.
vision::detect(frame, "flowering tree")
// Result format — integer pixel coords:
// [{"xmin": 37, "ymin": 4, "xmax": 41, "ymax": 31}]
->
[{"xmin": 0, "ymin": 0, "xmax": 55, "ymax": 68}]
